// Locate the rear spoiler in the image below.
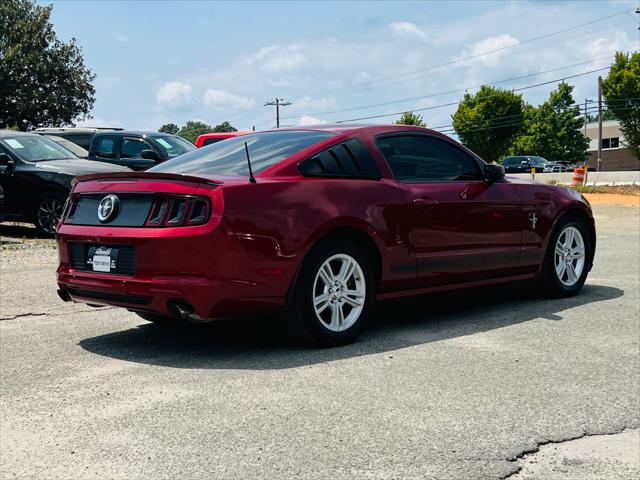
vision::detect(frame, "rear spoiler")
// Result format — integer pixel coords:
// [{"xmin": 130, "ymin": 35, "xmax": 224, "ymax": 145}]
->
[{"xmin": 71, "ymin": 171, "xmax": 222, "ymax": 187}]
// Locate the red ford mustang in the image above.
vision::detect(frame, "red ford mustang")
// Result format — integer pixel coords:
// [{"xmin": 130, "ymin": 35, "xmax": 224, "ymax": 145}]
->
[{"xmin": 56, "ymin": 125, "xmax": 595, "ymax": 346}]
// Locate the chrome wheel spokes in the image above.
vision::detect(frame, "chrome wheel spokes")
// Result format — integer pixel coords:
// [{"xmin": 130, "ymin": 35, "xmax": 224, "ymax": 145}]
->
[
  {"xmin": 312, "ymin": 254, "xmax": 366, "ymax": 332},
  {"xmin": 554, "ymin": 226, "xmax": 586, "ymax": 287},
  {"xmin": 37, "ymin": 198, "xmax": 63, "ymax": 234}
]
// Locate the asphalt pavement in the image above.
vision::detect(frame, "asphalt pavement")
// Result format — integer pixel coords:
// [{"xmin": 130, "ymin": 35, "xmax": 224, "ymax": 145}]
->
[{"xmin": 1, "ymin": 203, "xmax": 638, "ymax": 479}]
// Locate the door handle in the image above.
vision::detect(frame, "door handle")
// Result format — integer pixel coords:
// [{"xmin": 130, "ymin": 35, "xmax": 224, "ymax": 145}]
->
[{"xmin": 413, "ymin": 198, "xmax": 438, "ymax": 207}]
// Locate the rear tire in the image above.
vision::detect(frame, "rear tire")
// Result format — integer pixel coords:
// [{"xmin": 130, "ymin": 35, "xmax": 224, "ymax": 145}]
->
[
  {"xmin": 285, "ymin": 238, "xmax": 376, "ymax": 347},
  {"xmin": 538, "ymin": 215, "xmax": 592, "ymax": 297}
]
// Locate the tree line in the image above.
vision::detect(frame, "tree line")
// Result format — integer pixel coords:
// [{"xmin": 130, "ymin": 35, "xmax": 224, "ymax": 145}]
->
[
  {"xmin": 158, "ymin": 121, "xmax": 238, "ymax": 143},
  {"xmin": 397, "ymin": 52, "xmax": 640, "ymax": 163}
]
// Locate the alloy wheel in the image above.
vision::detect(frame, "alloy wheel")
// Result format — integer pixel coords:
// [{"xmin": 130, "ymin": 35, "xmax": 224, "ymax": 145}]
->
[
  {"xmin": 554, "ymin": 226, "xmax": 586, "ymax": 287},
  {"xmin": 37, "ymin": 198, "xmax": 63, "ymax": 234},
  {"xmin": 312, "ymin": 253, "xmax": 366, "ymax": 332}
]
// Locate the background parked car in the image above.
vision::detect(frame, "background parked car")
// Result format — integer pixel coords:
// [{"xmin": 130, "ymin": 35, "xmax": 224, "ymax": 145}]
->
[
  {"xmin": 503, "ymin": 155, "xmax": 549, "ymax": 173},
  {"xmin": 40, "ymin": 134, "xmax": 89, "ymax": 158},
  {"xmin": 35, "ymin": 127, "xmax": 123, "ymax": 150},
  {"xmin": 88, "ymin": 131, "xmax": 196, "ymax": 170},
  {"xmin": 195, "ymin": 131, "xmax": 251, "ymax": 147},
  {"xmin": 543, "ymin": 161, "xmax": 571, "ymax": 173},
  {"xmin": 0, "ymin": 130, "xmax": 130, "ymax": 235}
]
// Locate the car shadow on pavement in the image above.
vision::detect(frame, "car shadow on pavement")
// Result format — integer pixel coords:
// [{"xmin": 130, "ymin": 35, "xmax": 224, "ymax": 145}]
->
[{"xmin": 78, "ymin": 282, "xmax": 624, "ymax": 370}]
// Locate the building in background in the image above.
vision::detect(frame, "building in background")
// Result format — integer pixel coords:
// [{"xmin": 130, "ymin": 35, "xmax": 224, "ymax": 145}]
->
[{"xmin": 585, "ymin": 120, "xmax": 639, "ymax": 171}]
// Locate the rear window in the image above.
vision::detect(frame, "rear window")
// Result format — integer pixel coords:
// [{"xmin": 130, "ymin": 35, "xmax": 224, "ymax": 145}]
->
[{"xmin": 150, "ymin": 130, "xmax": 334, "ymax": 176}]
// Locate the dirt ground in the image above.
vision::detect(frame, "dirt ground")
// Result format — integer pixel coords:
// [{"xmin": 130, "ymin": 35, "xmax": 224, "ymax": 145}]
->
[{"xmin": 583, "ymin": 193, "xmax": 640, "ymax": 207}]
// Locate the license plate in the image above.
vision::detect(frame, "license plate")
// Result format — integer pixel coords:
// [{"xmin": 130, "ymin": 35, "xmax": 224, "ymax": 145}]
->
[
  {"xmin": 88, "ymin": 246, "xmax": 118, "ymax": 273},
  {"xmin": 92, "ymin": 254, "xmax": 111, "ymax": 272}
]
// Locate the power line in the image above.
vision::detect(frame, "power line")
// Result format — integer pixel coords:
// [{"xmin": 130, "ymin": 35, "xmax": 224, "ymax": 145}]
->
[
  {"xmin": 332, "ymin": 66, "xmax": 611, "ymax": 124},
  {"xmin": 281, "ymin": 55, "xmax": 616, "ymax": 122},
  {"xmin": 230, "ymin": 10, "xmax": 629, "ymax": 126},
  {"xmin": 290, "ymin": 9, "xmax": 630, "ymax": 102}
]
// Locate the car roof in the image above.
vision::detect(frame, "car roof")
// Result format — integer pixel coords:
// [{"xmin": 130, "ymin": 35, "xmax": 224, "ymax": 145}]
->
[
  {"xmin": 198, "ymin": 131, "xmax": 252, "ymax": 138},
  {"xmin": 35, "ymin": 127, "xmax": 123, "ymax": 133},
  {"xmin": 92, "ymin": 130, "xmax": 181, "ymax": 137},
  {"xmin": 0, "ymin": 130, "xmax": 40, "ymax": 137},
  {"xmin": 263, "ymin": 123, "xmax": 453, "ymax": 137}
]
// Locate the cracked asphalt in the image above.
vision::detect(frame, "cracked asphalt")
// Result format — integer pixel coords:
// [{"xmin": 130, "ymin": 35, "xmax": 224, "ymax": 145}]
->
[{"xmin": 1, "ymin": 203, "xmax": 639, "ymax": 479}]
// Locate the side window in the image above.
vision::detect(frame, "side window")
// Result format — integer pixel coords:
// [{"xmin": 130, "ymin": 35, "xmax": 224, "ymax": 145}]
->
[
  {"xmin": 203, "ymin": 138, "xmax": 223, "ymax": 146},
  {"xmin": 375, "ymin": 135, "xmax": 481, "ymax": 182},
  {"xmin": 121, "ymin": 138, "xmax": 152, "ymax": 159},
  {"xmin": 298, "ymin": 138, "xmax": 381, "ymax": 179},
  {"xmin": 94, "ymin": 136, "xmax": 116, "ymax": 158}
]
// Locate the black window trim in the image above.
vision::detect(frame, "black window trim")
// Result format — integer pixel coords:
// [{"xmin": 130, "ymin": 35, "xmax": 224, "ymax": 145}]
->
[{"xmin": 373, "ymin": 131, "xmax": 486, "ymax": 184}]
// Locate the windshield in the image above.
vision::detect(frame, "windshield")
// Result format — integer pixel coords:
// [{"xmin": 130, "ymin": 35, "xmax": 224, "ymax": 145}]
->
[
  {"xmin": 150, "ymin": 130, "xmax": 334, "ymax": 176},
  {"xmin": 150, "ymin": 135, "xmax": 196, "ymax": 159},
  {"xmin": 0, "ymin": 135, "xmax": 77, "ymax": 162}
]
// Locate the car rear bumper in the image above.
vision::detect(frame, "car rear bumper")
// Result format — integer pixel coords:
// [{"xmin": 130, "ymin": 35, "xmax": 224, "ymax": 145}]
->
[{"xmin": 56, "ymin": 223, "xmax": 295, "ymax": 320}]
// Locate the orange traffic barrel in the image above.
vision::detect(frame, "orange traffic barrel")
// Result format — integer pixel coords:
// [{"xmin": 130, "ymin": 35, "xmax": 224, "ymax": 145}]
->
[{"xmin": 572, "ymin": 166, "xmax": 586, "ymax": 186}]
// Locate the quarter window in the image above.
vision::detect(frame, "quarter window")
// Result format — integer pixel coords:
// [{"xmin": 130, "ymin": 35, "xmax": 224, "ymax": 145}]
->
[{"xmin": 375, "ymin": 135, "xmax": 481, "ymax": 182}]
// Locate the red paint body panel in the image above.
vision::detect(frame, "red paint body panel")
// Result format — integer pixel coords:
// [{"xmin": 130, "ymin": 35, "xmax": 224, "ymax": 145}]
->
[{"xmin": 56, "ymin": 125, "xmax": 595, "ymax": 320}]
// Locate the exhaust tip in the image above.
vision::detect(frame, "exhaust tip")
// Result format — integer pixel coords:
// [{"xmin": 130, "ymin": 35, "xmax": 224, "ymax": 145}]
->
[{"xmin": 168, "ymin": 300, "xmax": 210, "ymax": 323}]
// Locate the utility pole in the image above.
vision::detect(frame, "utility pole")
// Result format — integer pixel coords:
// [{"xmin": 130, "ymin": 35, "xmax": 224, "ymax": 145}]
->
[
  {"xmin": 264, "ymin": 98, "xmax": 291, "ymax": 128},
  {"xmin": 597, "ymin": 76, "xmax": 603, "ymax": 172}
]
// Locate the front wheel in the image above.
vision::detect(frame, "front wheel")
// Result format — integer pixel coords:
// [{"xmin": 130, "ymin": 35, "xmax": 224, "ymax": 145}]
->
[
  {"xmin": 285, "ymin": 240, "xmax": 376, "ymax": 347},
  {"xmin": 34, "ymin": 192, "xmax": 66, "ymax": 237},
  {"xmin": 538, "ymin": 216, "xmax": 592, "ymax": 297}
]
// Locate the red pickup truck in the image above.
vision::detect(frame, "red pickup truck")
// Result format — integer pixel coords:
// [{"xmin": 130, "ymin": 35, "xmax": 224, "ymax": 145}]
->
[{"xmin": 195, "ymin": 131, "xmax": 251, "ymax": 148}]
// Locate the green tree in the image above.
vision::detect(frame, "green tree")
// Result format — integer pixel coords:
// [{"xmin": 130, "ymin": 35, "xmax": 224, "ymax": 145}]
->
[
  {"xmin": 511, "ymin": 82, "xmax": 588, "ymax": 163},
  {"xmin": 452, "ymin": 86, "xmax": 524, "ymax": 162},
  {"xmin": 213, "ymin": 121, "xmax": 238, "ymax": 133},
  {"xmin": 602, "ymin": 52, "xmax": 640, "ymax": 159},
  {"xmin": 395, "ymin": 112, "xmax": 426, "ymax": 127},
  {"xmin": 158, "ymin": 123, "xmax": 179, "ymax": 134},
  {"xmin": 0, "ymin": 0, "xmax": 95, "ymax": 130},
  {"xmin": 177, "ymin": 120, "xmax": 214, "ymax": 143}
]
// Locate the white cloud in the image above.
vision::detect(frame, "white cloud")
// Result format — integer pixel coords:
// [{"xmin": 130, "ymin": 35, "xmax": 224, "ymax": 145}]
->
[
  {"xmin": 465, "ymin": 34, "xmax": 520, "ymax": 66},
  {"xmin": 156, "ymin": 81, "xmax": 193, "ymax": 109},
  {"xmin": 243, "ymin": 45, "xmax": 308, "ymax": 73},
  {"xmin": 294, "ymin": 96, "xmax": 336, "ymax": 113},
  {"xmin": 202, "ymin": 89, "xmax": 255, "ymax": 110},
  {"xmin": 298, "ymin": 115, "xmax": 327, "ymax": 126},
  {"xmin": 390, "ymin": 21, "xmax": 427, "ymax": 40},
  {"xmin": 116, "ymin": 34, "xmax": 130, "ymax": 44}
]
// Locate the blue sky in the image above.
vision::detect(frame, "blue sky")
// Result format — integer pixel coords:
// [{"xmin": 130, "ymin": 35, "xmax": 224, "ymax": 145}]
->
[{"xmin": 46, "ymin": 0, "xmax": 638, "ymax": 133}]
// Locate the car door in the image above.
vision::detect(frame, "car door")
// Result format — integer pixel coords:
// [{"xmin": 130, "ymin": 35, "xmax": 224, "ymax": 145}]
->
[
  {"xmin": 119, "ymin": 137, "xmax": 158, "ymax": 170},
  {"xmin": 375, "ymin": 133, "xmax": 524, "ymax": 287}
]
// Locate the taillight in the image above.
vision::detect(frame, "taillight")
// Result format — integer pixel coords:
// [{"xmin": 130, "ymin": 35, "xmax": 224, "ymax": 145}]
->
[
  {"xmin": 145, "ymin": 195, "xmax": 210, "ymax": 227},
  {"xmin": 62, "ymin": 196, "xmax": 78, "ymax": 222}
]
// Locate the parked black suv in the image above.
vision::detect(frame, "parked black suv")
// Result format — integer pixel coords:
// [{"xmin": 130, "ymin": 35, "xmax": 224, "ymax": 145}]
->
[
  {"xmin": 0, "ymin": 131, "xmax": 130, "ymax": 235},
  {"xmin": 87, "ymin": 131, "xmax": 196, "ymax": 170},
  {"xmin": 35, "ymin": 127, "xmax": 123, "ymax": 150}
]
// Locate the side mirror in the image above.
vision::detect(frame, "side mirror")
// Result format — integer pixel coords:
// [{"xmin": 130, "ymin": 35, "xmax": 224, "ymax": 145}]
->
[
  {"xmin": 141, "ymin": 149, "xmax": 162, "ymax": 162},
  {"xmin": 484, "ymin": 163, "xmax": 505, "ymax": 183},
  {"xmin": 0, "ymin": 153, "xmax": 14, "ymax": 170}
]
